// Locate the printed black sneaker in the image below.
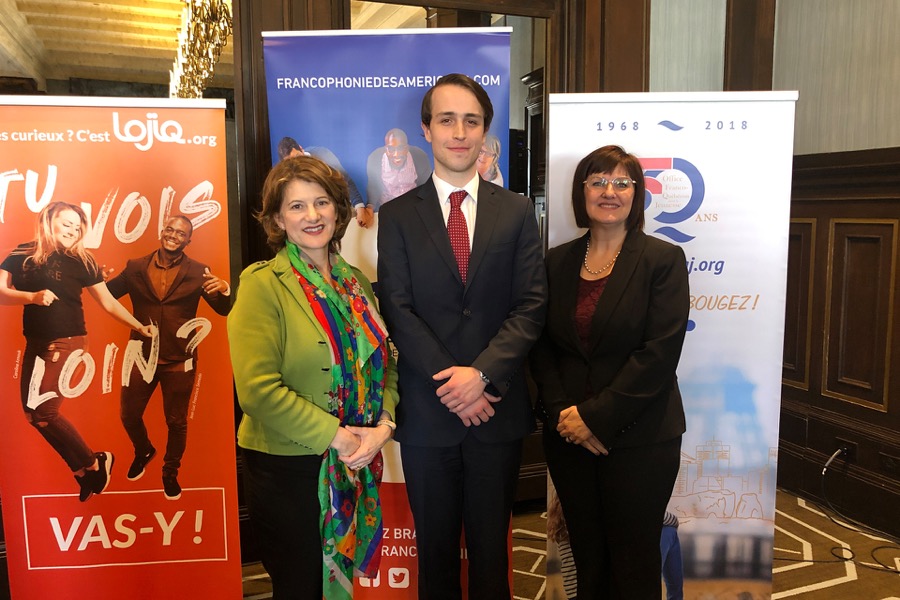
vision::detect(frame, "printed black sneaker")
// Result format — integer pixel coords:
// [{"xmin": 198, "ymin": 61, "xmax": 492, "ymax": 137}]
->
[
  {"xmin": 90, "ymin": 451, "xmax": 114, "ymax": 495},
  {"xmin": 74, "ymin": 473, "xmax": 93, "ymax": 502},
  {"xmin": 127, "ymin": 446, "xmax": 156, "ymax": 481},
  {"xmin": 163, "ymin": 472, "xmax": 182, "ymax": 500}
]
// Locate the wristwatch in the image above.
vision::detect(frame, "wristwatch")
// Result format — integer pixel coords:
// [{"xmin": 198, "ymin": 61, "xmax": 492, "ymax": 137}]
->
[{"xmin": 478, "ymin": 370, "xmax": 491, "ymax": 385}]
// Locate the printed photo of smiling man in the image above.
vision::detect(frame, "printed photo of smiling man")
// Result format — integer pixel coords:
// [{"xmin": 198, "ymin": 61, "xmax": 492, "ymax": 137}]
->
[{"xmin": 105, "ymin": 215, "xmax": 232, "ymax": 500}]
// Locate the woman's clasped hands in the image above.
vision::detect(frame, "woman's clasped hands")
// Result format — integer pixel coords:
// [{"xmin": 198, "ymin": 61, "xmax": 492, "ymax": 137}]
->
[
  {"xmin": 332, "ymin": 424, "xmax": 393, "ymax": 471},
  {"xmin": 557, "ymin": 406, "xmax": 609, "ymax": 456}
]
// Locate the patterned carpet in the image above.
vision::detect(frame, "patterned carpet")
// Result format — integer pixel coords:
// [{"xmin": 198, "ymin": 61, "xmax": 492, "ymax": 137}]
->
[
  {"xmin": 771, "ymin": 489, "xmax": 900, "ymax": 599},
  {"xmin": 242, "ymin": 489, "xmax": 900, "ymax": 599}
]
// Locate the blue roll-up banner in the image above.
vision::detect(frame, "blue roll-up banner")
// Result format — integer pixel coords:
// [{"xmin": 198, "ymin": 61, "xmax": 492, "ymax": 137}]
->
[
  {"xmin": 262, "ymin": 28, "xmax": 512, "ymax": 598},
  {"xmin": 262, "ymin": 28, "xmax": 511, "ymax": 281}
]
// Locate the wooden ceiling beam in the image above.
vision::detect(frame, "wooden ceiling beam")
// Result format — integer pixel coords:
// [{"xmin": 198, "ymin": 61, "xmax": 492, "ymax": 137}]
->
[
  {"xmin": 0, "ymin": 0, "xmax": 46, "ymax": 87},
  {"xmin": 32, "ymin": 25, "xmax": 178, "ymax": 47},
  {"xmin": 17, "ymin": 0, "xmax": 183, "ymax": 23},
  {"xmin": 21, "ymin": 13, "xmax": 180, "ymax": 35},
  {"xmin": 44, "ymin": 61, "xmax": 233, "ymax": 85},
  {"xmin": 46, "ymin": 49, "xmax": 233, "ymax": 72},
  {"xmin": 43, "ymin": 39, "xmax": 175, "ymax": 60},
  {"xmin": 41, "ymin": 40, "xmax": 234, "ymax": 66}
]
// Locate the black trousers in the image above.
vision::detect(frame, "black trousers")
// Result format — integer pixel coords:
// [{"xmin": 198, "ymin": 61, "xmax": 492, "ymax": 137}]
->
[
  {"xmin": 544, "ymin": 428, "xmax": 681, "ymax": 600},
  {"xmin": 121, "ymin": 361, "xmax": 195, "ymax": 476},
  {"xmin": 241, "ymin": 448, "xmax": 322, "ymax": 600},
  {"xmin": 21, "ymin": 336, "xmax": 95, "ymax": 472},
  {"xmin": 401, "ymin": 434, "xmax": 523, "ymax": 600}
]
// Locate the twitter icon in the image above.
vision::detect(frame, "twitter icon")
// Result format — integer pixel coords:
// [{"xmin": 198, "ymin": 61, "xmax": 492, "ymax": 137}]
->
[{"xmin": 388, "ymin": 567, "xmax": 410, "ymax": 588}]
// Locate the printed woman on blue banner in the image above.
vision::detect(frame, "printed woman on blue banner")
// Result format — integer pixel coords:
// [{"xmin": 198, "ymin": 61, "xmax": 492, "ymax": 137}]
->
[
  {"xmin": 228, "ymin": 155, "xmax": 398, "ymax": 600},
  {"xmin": 530, "ymin": 145, "xmax": 690, "ymax": 599},
  {"xmin": 0, "ymin": 202, "xmax": 153, "ymax": 502},
  {"xmin": 476, "ymin": 132, "xmax": 504, "ymax": 186},
  {"xmin": 277, "ymin": 135, "xmax": 369, "ymax": 228}
]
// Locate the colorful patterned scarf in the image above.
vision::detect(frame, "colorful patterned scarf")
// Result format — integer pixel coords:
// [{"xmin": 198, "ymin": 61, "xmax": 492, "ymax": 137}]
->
[{"xmin": 286, "ymin": 242, "xmax": 388, "ymax": 599}]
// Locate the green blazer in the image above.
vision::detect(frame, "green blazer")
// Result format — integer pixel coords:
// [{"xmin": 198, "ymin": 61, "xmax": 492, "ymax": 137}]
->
[{"xmin": 228, "ymin": 247, "xmax": 398, "ymax": 456}]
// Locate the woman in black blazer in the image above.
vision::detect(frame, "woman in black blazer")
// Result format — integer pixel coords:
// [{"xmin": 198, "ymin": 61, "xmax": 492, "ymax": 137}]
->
[{"xmin": 531, "ymin": 145, "xmax": 690, "ymax": 599}]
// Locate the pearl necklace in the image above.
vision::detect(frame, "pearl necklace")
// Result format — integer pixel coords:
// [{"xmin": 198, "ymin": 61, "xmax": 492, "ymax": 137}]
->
[{"xmin": 583, "ymin": 238, "xmax": 620, "ymax": 276}]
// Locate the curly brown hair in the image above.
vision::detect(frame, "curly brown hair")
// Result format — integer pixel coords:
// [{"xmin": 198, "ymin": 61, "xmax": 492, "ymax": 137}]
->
[{"xmin": 255, "ymin": 155, "xmax": 352, "ymax": 254}]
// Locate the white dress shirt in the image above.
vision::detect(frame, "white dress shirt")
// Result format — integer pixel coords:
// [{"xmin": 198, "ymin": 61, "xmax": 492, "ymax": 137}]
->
[{"xmin": 432, "ymin": 173, "xmax": 479, "ymax": 250}]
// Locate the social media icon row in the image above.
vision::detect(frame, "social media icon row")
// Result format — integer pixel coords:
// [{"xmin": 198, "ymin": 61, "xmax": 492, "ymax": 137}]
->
[{"xmin": 359, "ymin": 567, "xmax": 410, "ymax": 588}]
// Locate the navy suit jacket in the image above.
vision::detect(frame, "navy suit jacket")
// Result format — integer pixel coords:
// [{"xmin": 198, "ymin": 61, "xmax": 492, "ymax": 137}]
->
[
  {"xmin": 107, "ymin": 252, "xmax": 232, "ymax": 363},
  {"xmin": 530, "ymin": 230, "xmax": 689, "ymax": 449},
  {"xmin": 377, "ymin": 178, "xmax": 547, "ymax": 446}
]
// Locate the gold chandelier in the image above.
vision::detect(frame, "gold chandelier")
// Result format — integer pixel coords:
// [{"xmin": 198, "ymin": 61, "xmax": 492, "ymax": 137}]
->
[{"xmin": 169, "ymin": 0, "xmax": 233, "ymax": 98}]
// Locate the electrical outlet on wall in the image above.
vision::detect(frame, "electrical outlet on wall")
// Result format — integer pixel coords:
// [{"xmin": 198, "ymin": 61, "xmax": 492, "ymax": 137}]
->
[{"xmin": 835, "ymin": 438, "xmax": 858, "ymax": 462}]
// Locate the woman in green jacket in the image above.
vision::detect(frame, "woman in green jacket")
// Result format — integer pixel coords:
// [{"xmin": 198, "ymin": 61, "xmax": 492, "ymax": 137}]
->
[{"xmin": 228, "ymin": 156, "xmax": 398, "ymax": 600}]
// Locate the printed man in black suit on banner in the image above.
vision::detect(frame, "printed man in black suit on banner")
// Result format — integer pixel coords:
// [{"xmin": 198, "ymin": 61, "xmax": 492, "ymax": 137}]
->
[{"xmin": 107, "ymin": 215, "xmax": 231, "ymax": 500}]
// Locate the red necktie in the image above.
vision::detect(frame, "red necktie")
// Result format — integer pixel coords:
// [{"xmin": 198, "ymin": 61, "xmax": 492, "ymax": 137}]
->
[{"xmin": 447, "ymin": 190, "xmax": 470, "ymax": 284}]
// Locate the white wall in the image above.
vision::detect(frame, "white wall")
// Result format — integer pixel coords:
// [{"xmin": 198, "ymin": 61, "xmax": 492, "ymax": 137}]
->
[
  {"xmin": 774, "ymin": 0, "xmax": 900, "ymax": 154},
  {"xmin": 650, "ymin": 0, "xmax": 726, "ymax": 92}
]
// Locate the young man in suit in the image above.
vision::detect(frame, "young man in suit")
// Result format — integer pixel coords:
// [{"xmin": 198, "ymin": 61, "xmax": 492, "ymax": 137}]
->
[
  {"xmin": 377, "ymin": 73, "xmax": 547, "ymax": 599},
  {"xmin": 106, "ymin": 215, "xmax": 231, "ymax": 499}
]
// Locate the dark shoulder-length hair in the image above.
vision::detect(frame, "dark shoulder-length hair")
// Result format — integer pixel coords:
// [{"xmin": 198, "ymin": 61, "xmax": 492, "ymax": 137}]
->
[
  {"xmin": 571, "ymin": 145, "xmax": 646, "ymax": 232},
  {"xmin": 255, "ymin": 155, "xmax": 352, "ymax": 255}
]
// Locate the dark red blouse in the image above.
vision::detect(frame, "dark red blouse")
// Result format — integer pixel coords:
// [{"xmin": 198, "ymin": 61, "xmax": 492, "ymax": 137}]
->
[{"xmin": 575, "ymin": 275, "xmax": 609, "ymax": 350}]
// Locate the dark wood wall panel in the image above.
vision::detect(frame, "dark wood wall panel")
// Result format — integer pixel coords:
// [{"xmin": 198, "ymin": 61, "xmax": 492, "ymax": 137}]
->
[
  {"xmin": 823, "ymin": 221, "xmax": 895, "ymax": 410},
  {"xmin": 600, "ymin": 0, "xmax": 650, "ymax": 92},
  {"xmin": 724, "ymin": 0, "xmax": 776, "ymax": 91},
  {"xmin": 783, "ymin": 220, "xmax": 815, "ymax": 389},
  {"xmin": 780, "ymin": 148, "xmax": 900, "ymax": 538}
]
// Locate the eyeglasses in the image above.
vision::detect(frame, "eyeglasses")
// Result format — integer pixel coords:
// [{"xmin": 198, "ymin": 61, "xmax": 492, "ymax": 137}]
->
[
  {"xmin": 163, "ymin": 226, "xmax": 189, "ymax": 240},
  {"xmin": 478, "ymin": 149, "xmax": 496, "ymax": 158},
  {"xmin": 583, "ymin": 177, "xmax": 635, "ymax": 191}
]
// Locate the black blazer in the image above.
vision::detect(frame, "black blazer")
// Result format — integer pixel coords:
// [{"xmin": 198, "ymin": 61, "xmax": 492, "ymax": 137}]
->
[
  {"xmin": 107, "ymin": 252, "xmax": 232, "ymax": 363},
  {"xmin": 377, "ymin": 178, "xmax": 547, "ymax": 447},
  {"xmin": 530, "ymin": 230, "xmax": 689, "ymax": 449}
]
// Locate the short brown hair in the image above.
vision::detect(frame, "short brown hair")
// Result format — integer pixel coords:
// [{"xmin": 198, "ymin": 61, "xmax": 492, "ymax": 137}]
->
[
  {"xmin": 256, "ymin": 155, "xmax": 352, "ymax": 254},
  {"xmin": 421, "ymin": 73, "xmax": 494, "ymax": 132},
  {"xmin": 571, "ymin": 145, "xmax": 646, "ymax": 232}
]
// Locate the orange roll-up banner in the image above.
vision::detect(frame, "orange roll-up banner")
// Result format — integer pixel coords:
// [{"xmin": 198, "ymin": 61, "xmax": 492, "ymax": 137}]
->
[{"xmin": 0, "ymin": 97, "xmax": 241, "ymax": 599}]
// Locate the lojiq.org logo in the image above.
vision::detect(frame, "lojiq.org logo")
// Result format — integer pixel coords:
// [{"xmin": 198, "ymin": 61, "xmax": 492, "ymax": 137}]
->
[
  {"xmin": 640, "ymin": 157, "xmax": 705, "ymax": 244},
  {"xmin": 112, "ymin": 112, "xmax": 218, "ymax": 151}
]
